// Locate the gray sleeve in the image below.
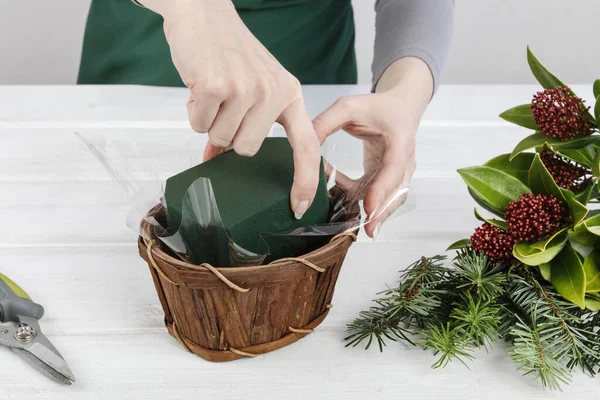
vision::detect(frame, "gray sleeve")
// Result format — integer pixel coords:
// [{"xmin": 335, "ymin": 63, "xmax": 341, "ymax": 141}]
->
[{"xmin": 372, "ymin": 0, "xmax": 454, "ymax": 93}]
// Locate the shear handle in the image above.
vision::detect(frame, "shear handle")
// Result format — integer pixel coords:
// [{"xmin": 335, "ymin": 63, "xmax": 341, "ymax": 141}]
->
[{"xmin": 0, "ymin": 274, "xmax": 44, "ymax": 322}]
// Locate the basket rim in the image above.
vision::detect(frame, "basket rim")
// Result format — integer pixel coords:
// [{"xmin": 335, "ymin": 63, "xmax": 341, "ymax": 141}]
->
[{"xmin": 140, "ymin": 205, "xmax": 358, "ymax": 274}]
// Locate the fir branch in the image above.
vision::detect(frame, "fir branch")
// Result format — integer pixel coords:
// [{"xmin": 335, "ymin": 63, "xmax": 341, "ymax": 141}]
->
[
  {"xmin": 509, "ymin": 314, "xmax": 573, "ymax": 391},
  {"xmin": 452, "ymin": 250, "xmax": 507, "ymax": 302},
  {"xmin": 450, "ymin": 292, "xmax": 501, "ymax": 348},
  {"xmin": 419, "ymin": 322, "xmax": 475, "ymax": 369},
  {"xmin": 344, "ymin": 255, "xmax": 448, "ymax": 350},
  {"xmin": 507, "ymin": 272, "xmax": 600, "ymax": 376}
]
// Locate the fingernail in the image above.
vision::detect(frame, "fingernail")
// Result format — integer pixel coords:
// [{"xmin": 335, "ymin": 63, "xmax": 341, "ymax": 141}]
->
[
  {"xmin": 294, "ymin": 200, "xmax": 310, "ymax": 220},
  {"xmin": 372, "ymin": 223, "xmax": 381, "ymax": 241}
]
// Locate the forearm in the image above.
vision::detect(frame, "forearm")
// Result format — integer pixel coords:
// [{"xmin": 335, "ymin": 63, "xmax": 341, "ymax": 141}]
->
[
  {"xmin": 375, "ymin": 57, "xmax": 432, "ymax": 127},
  {"xmin": 372, "ymin": 0, "xmax": 454, "ymax": 95},
  {"xmin": 135, "ymin": 0, "xmax": 234, "ymax": 17}
]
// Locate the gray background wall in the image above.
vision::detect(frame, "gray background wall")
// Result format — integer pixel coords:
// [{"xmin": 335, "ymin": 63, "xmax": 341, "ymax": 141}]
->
[{"xmin": 1, "ymin": 0, "xmax": 598, "ymax": 85}]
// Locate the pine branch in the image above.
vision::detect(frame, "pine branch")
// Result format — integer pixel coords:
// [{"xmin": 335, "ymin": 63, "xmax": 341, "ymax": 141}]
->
[
  {"xmin": 419, "ymin": 322, "xmax": 475, "ymax": 369},
  {"xmin": 509, "ymin": 314, "xmax": 573, "ymax": 391},
  {"xmin": 452, "ymin": 250, "xmax": 507, "ymax": 302},
  {"xmin": 450, "ymin": 292, "xmax": 501, "ymax": 349},
  {"xmin": 508, "ymin": 271, "xmax": 600, "ymax": 375},
  {"xmin": 344, "ymin": 255, "xmax": 448, "ymax": 350}
]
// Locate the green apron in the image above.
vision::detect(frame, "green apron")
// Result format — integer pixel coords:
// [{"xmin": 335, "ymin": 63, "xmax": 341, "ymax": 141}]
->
[{"xmin": 78, "ymin": 0, "xmax": 357, "ymax": 86}]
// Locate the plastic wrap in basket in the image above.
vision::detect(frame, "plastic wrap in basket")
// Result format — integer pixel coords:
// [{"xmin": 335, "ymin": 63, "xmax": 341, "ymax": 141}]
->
[{"xmin": 138, "ymin": 187, "xmax": 360, "ymax": 362}]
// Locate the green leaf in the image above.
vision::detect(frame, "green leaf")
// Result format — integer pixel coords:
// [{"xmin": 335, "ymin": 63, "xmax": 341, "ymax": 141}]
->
[
  {"xmin": 473, "ymin": 208, "xmax": 507, "ymax": 230},
  {"xmin": 447, "ymin": 239, "xmax": 471, "ymax": 251},
  {"xmin": 585, "ymin": 293, "xmax": 600, "ymax": 311},
  {"xmin": 570, "ymin": 215, "xmax": 600, "ymax": 247},
  {"xmin": 594, "ymin": 144, "xmax": 600, "ymax": 178},
  {"xmin": 575, "ymin": 181, "xmax": 594, "ymax": 204},
  {"xmin": 580, "ymin": 214, "xmax": 600, "ymax": 237},
  {"xmin": 583, "ymin": 250, "xmax": 600, "ymax": 292},
  {"xmin": 458, "ymin": 166, "xmax": 531, "ymax": 216},
  {"xmin": 508, "ymin": 134, "xmax": 600, "ymax": 161},
  {"xmin": 530, "ymin": 228, "xmax": 568, "ymax": 251},
  {"xmin": 595, "ymin": 95, "xmax": 600, "ymax": 123},
  {"xmin": 555, "ymin": 145, "xmax": 596, "ymax": 168},
  {"xmin": 551, "ymin": 136, "xmax": 600, "ymax": 150},
  {"xmin": 499, "ymin": 104, "xmax": 538, "ymax": 130},
  {"xmin": 569, "ymin": 198, "xmax": 588, "ymax": 226},
  {"xmin": 550, "ymin": 243, "xmax": 586, "ymax": 308},
  {"xmin": 510, "ymin": 132, "xmax": 548, "ymax": 160},
  {"xmin": 513, "ymin": 230, "xmax": 568, "ymax": 266},
  {"xmin": 528, "ymin": 153, "xmax": 572, "ymax": 203},
  {"xmin": 483, "ymin": 153, "xmax": 534, "ymax": 185},
  {"xmin": 594, "ymin": 79, "xmax": 600, "ymax": 99},
  {"xmin": 468, "ymin": 188, "xmax": 504, "ymax": 218},
  {"xmin": 527, "ymin": 46, "xmax": 565, "ymax": 89},
  {"xmin": 539, "ymin": 263, "xmax": 552, "ymax": 281}
]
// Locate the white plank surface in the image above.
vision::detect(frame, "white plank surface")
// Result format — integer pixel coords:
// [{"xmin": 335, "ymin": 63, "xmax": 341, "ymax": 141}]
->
[{"xmin": 0, "ymin": 85, "xmax": 594, "ymax": 399}]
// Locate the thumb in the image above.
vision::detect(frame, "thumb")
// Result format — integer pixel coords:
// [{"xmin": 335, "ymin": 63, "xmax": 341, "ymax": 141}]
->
[
  {"xmin": 312, "ymin": 95, "xmax": 372, "ymax": 144},
  {"xmin": 203, "ymin": 142, "xmax": 229, "ymax": 162}
]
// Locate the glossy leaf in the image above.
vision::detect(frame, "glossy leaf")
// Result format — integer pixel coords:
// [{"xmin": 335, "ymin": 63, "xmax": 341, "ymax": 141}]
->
[
  {"xmin": 510, "ymin": 135, "xmax": 600, "ymax": 160},
  {"xmin": 447, "ymin": 239, "xmax": 471, "ymax": 251},
  {"xmin": 551, "ymin": 136, "xmax": 600, "ymax": 150},
  {"xmin": 595, "ymin": 95, "xmax": 600, "ymax": 123},
  {"xmin": 594, "ymin": 79, "xmax": 600, "ymax": 99},
  {"xmin": 569, "ymin": 237, "xmax": 593, "ymax": 259},
  {"xmin": 556, "ymin": 145, "xmax": 596, "ymax": 168},
  {"xmin": 510, "ymin": 132, "xmax": 548, "ymax": 160},
  {"xmin": 550, "ymin": 243, "xmax": 586, "ymax": 308},
  {"xmin": 513, "ymin": 230, "xmax": 568, "ymax": 266},
  {"xmin": 575, "ymin": 181, "xmax": 594, "ymax": 204},
  {"xmin": 468, "ymin": 188, "xmax": 504, "ymax": 218},
  {"xmin": 473, "ymin": 208, "xmax": 507, "ymax": 230},
  {"xmin": 570, "ymin": 216, "xmax": 600, "ymax": 247},
  {"xmin": 569, "ymin": 198, "xmax": 588, "ymax": 226},
  {"xmin": 484, "ymin": 153, "xmax": 534, "ymax": 184},
  {"xmin": 499, "ymin": 104, "xmax": 538, "ymax": 130},
  {"xmin": 583, "ymin": 250, "xmax": 600, "ymax": 292},
  {"xmin": 531, "ymin": 228, "xmax": 568, "ymax": 251},
  {"xmin": 539, "ymin": 263, "xmax": 552, "ymax": 281},
  {"xmin": 458, "ymin": 166, "xmax": 531, "ymax": 216},
  {"xmin": 585, "ymin": 294, "xmax": 600, "ymax": 311},
  {"xmin": 529, "ymin": 153, "xmax": 572, "ymax": 203},
  {"xmin": 581, "ymin": 214, "xmax": 600, "ymax": 237},
  {"xmin": 593, "ymin": 145, "xmax": 600, "ymax": 178},
  {"xmin": 527, "ymin": 46, "xmax": 565, "ymax": 89}
]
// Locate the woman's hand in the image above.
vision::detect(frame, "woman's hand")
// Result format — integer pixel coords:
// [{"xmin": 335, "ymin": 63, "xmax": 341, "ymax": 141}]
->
[
  {"xmin": 313, "ymin": 57, "xmax": 433, "ymax": 238},
  {"xmin": 142, "ymin": 0, "xmax": 321, "ymax": 219}
]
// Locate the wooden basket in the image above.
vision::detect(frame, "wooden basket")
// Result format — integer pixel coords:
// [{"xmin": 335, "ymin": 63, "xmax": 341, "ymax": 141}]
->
[{"xmin": 138, "ymin": 193, "xmax": 359, "ymax": 362}]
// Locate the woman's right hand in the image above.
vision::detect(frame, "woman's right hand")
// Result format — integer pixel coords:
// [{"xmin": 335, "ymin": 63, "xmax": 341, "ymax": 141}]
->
[{"xmin": 142, "ymin": 0, "xmax": 322, "ymax": 219}]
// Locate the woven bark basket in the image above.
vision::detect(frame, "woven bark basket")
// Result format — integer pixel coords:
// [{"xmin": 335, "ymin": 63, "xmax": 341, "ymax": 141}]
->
[{"xmin": 138, "ymin": 192, "xmax": 359, "ymax": 362}]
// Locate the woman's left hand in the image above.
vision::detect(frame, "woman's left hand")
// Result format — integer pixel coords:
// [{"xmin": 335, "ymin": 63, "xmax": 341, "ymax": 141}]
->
[{"xmin": 312, "ymin": 57, "xmax": 433, "ymax": 238}]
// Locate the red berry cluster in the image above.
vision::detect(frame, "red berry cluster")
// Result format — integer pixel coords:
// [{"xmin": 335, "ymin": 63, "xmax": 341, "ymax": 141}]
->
[
  {"xmin": 540, "ymin": 151, "xmax": 589, "ymax": 192},
  {"xmin": 531, "ymin": 86, "xmax": 594, "ymax": 141},
  {"xmin": 470, "ymin": 193, "xmax": 568, "ymax": 264},
  {"xmin": 470, "ymin": 223, "xmax": 516, "ymax": 264},
  {"xmin": 504, "ymin": 193, "xmax": 567, "ymax": 243}
]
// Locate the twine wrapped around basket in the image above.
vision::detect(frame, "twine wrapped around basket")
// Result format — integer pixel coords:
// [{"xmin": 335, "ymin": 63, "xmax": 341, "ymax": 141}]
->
[{"xmin": 138, "ymin": 190, "xmax": 359, "ymax": 362}]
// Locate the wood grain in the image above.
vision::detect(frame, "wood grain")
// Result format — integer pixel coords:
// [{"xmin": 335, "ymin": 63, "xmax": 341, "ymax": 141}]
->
[{"xmin": 1, "ymin": 85, "xmax": 596, "ymax": 397}]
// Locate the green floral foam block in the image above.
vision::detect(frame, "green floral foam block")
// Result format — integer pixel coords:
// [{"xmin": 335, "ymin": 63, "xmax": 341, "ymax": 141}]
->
[{"xmin": 164, "ymin": 138, "xmax": 330, "ymax": 266}]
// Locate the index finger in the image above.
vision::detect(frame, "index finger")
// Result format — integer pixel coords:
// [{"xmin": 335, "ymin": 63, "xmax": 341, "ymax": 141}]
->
[{"xmin": 278, "ymin": 99, "xmax": 321, "ymax": 219}]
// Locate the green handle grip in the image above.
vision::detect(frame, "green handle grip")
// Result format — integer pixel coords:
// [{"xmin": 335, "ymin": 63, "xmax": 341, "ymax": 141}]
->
[
  {"xmin": 0, "ymin": 273, "xmax": 44, "ymax": 322},
  {"xmin": 0, "ymin": 273, "xmax": 31, "ymax": 300}
]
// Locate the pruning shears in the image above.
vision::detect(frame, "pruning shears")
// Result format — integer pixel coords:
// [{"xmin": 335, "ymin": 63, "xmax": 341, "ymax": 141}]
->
[{"xmin": 0, "ymin": 273, "xmax": 75, "ymax": 385}]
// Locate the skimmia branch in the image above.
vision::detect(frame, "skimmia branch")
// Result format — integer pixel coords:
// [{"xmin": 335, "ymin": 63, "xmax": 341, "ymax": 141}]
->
[{"xmin": 346, "ymin": 47, "xmax": 600, "ymax": 391}]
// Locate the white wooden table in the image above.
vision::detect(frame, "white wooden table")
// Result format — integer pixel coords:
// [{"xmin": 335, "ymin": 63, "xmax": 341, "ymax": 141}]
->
[{"xmin": 0, "ymin": 85, "xmax": 596, "ymax": 399}]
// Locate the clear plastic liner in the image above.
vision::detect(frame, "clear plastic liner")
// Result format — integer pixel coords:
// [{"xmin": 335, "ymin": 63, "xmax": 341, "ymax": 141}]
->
[{"xmin": 78, "ymin": 126, "xmax": 414, "ymax": 267}]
